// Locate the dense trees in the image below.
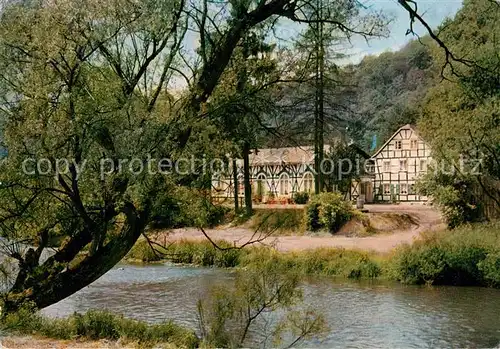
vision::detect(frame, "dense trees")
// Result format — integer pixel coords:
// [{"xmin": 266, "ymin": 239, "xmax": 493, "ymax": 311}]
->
[
  {"xmin": 418, "ymin": 0, "xmax": 500, "ymax": 224},
  {"xmin": 345, "ymin": 38, "xmax": 436, "ymax": 149},
  {"xmin": 0, "ymin": 0, "xmax": 391, "ymax": 312},
  {"xmin": 0, "ymin": 0, "xmax": 496, "ymax": 315}
]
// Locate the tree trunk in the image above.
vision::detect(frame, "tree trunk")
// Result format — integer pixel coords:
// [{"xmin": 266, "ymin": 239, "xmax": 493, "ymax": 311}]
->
[
  {"xmin": 233, "ymin": 158, "xmax": 240, "ymax": 211},
  {"xmin": 314, "ymin": 4, "xmax": 325, "ymax": 194},
  {"xmin": 3, "ymin": 203, "xmax": 147, "ymax": 313},
  {"xmin": 243, "ymin": 142, "xmax": 253, "ymax": 216}
]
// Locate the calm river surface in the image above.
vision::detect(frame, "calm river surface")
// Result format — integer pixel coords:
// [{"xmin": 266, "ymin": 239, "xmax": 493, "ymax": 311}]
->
[{"xmin": 43, "ymin": 263, "xmax": 500, "ymax": 348}]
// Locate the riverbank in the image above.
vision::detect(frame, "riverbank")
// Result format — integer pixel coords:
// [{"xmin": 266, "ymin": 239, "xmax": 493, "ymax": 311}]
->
[
  {"xmin": 7, "ymin": 263, "xmax": 500, "ymax": 349},
  {"xmin": 0, "ymin": 308, "xmax": 198, "ymax": 349},
  {"xmin": 163, "ymin": 204, "xmax": 445, "ymax": 252},
  {"xmin": 1, "ymin": 336, "xmax": 135, "ymax": 349},
  {"xmin": 127, "ymin": 221, "xmax": 500, "ymax": 287}
]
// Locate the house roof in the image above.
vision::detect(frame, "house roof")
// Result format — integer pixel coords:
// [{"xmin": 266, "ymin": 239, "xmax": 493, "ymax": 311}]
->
[
  {"xmin": 234, "ymin": 145, "xmax": 332, "ymax": 166},
  {"xmin": 250, "ymin": 145, "xmax": 331, "ymax": 166},
  {"xmin": 371, "ymin": 124, "xmax": 423, "ymax": 158}
]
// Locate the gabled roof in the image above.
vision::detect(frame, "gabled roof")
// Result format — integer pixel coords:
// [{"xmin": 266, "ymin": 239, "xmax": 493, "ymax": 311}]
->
[
  {"xmin": 371, "ymin": 124, "xmax": 424, "ymax": 158},
  {"xmin": 249, "ymin": 145, "xmax": 331, "ymax": 166}
]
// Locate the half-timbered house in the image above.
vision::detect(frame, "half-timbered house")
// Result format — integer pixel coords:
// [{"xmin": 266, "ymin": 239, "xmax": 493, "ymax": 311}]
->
[
  {"xmin": 213, "ymin": 125, "xmax": 432, "ymax": 204},
  {"xmin": 213, "ymin": 145, "xmax": 330, "ymax": 203},
  {"xmin": 369, "ymin": 124, "xmax": 432, "ymax": 202}
]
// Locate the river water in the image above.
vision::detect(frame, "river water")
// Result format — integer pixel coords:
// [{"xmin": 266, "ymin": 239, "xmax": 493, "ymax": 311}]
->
[{"xmin": 42, "ymin": 263, "xmax": 500, "ymax": 348}]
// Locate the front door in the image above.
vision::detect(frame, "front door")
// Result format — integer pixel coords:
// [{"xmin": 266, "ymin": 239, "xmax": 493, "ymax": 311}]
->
[{"xmin": 364, "ymin": 182, "xmax": 373, "ymax": 203}]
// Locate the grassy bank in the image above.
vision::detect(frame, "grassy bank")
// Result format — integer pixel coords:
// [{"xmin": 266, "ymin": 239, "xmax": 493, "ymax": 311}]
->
[
  {"xmin": 228, "ymin": 208, "xmax": 306, "ymax": 235},
  {"xmin": 231, "ymin": 207, "xmax": 418, "ymax": 237},
  {"xmin": 389, "ymin": 222, "xmax": 500, "ymax": 287},
  {"xmin": 128, "ymin": 222, "xmax": 500, "ymax": 287},
  {"xmin": 127, "ymin": 238, "xmax": 381, "ymax": 279},
  {"xmin": 1, "ymin": 307, "xmax": 198, "ymax": 348},
  {"xmin": 248, "ymin": 208, "xmax": 306, "ymax": 234}
]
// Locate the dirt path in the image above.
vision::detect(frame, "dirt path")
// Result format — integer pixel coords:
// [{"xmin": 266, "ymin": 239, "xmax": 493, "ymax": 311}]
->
[{"xmin": 164, "ymin": 204, "xmax": 444, "ymax": 253}]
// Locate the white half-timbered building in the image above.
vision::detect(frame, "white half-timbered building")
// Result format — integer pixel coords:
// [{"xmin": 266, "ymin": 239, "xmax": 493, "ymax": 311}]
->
[
  {"xmin": 213, "ymin": 125, "xmax": 432, "ymax": 204},
  {"xmin": 370, "ymin": 124, "xmax": 432, "ymax": 202},
  {"xmin": 213, "ymin": 146, "xmax": 330, "ymax": 203}
]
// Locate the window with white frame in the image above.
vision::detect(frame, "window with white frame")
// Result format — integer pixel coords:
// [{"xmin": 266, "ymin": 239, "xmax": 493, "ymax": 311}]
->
[
  {"xmin": 395, "ymin": 140, "xmax": 402, "ymax": 150},
  {"xmin": 256, "ymin": 174, "xmax": 267, "ymax": 196},
  {"xmin": 411, "ymin": 140, "xmax": 418, "ymax": 149},
  {"xmin": 303, "ymin": 172, "xmax": 314, "ymax": 193},
  {"xmin": 383, "ymin": 161, "xmax": 391, "ymax": 172},
  {"xmin": 279, "ymin": 173, "xmax": 290, "ymax": 195},
  {"xmin": 420, "ymin": 159, "xmax": 427, "ymax": 172},
  {"xmin": 400, "ymin": 183, "xmax": 408, "ymax": 194},
  {"xmin": 399, "ymin": 160, "xmax": 408, "ymax": 171},
  {"xmin": 409, "ymin": 184, "xmax": 416, "ymax": 195},
  {"xmin": 383, "ymin": 184, "xmax": 391, "ymax": 195}
]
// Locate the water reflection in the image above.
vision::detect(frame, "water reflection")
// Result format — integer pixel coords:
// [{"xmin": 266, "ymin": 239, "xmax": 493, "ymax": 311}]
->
[{"xmin": 43, "ymin": 264, "xmax": 500, "ymax": 348}]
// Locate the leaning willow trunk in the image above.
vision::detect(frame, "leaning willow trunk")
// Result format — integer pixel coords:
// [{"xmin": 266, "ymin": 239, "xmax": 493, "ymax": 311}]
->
[{"xmin": 2, "ymin": 204, "xmax": 147, "ymax": 314}]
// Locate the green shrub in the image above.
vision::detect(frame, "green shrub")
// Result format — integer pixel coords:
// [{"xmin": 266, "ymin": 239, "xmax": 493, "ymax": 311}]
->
[
  {"xmin": 150, "ymin": 187, "xmax": 229, "ymax": 229},
  {"xmin": 205, "ymin": 204, "xmax": 230, "ymax": 227},
  {"xmin": 1, "ymin": 302, "xmax": 72, "ymax": 339},
  {"xmin": 1, "ymin": 307, "xmax": 199, "ymax": 348},
  {"xmin": 192, "ymin": 243, "xmax": 217, "ymax": 266},
  {"xmin": 304, "ymin": 192, "xmax": 354, "ymax": 233},
  {"xmin": 305, "ymin": 202, "xmax": 322, "ymax": 231},
  {"xmin": 391, "ymin": 244, "xmax": 448, "ymax": 284},
  {"xmin": 416, "ymin": 172, "xmax": 483, "ymax": 228},
  {"xmin": 240, "ymin": 247, "xmax": 381, "ymax": 279},
  {"xmin": 390, "ymin": 223, "xmax": 500, "ymax": 286},
  {"xmin": 128, "ymin": 222, "xmax": 500, "ymax": 288},
  {"xmin": 74, "ymin": 310, "xmax": 120, "ymax": 340},
  {"xmin": 478, "ymin": 252, "xmax": 500, "ymax": 287},
  {"xmin": 128, "ymin": 239, "xmax": 243, "ymax": 267},
  {"xmin": 214, "ymin": 247, "xmax": 241, "ymax": 267},
  {"xmin": 293, "ymin": 192, "xmax": 310, "ymax": 204},
  {"xmin": 198, "ymin": 262, "xmax": 327, "ymax": 348}
]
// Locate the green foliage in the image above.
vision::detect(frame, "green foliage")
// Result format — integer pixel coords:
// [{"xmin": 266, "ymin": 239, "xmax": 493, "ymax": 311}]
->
[
  {"xmin": 242, "ymin": 247, "xmax": 381, "ymax": 279},
  {"xmin": 478, "ymin": 252, "xmax": 500, "ymax": 287},
  {"xmin": 416, "ymin": 172, "xmax": 483, "ymax": 228},
  {"xmin": 390, "ymin": 222, "xmax": 500, "ymax": 286},
  {"xmin": 198, "ymin": 261, "xmax": 327, "ymax": 348},
  {"xmin": 127, "ymin": 239, "xmax": 241, "ymax": 268},
  {"xmin": 342, "ymin": 38, "xmax": 435, "ymax": 149},
  {"xmin": 1, "ymin": 306, "xmax": 198, "ymax": 348},
  {"xmin": 129, "ymin": 239, "xmax": 381, "ymax": 279},
  {"xmin": 323, "ymin": 144, "xmax": 368, "ymax": 194},
  {"xmin": 305, "ymin": 201, "xmax": 322, "ymax": 231},
  {"xmin": 127, "ymin": 240, "xmax": 163, "ymax": 263},
  {"xmin": 1, "ymin": 302, "xmax": 72, "ymax": 339},
  {"xmin": 150, "ymin": 188, "xmax": 230, "ymax": 229},
  {"xmin": 305, "ymin": 192, "xmax": 354, "ymax": 233},
  {"xmin": 293, "ymin": 192, "xmax": 310, "ymax": 205},
  {"xmin": 417, "ymin": 0, "xmax": 500, "ymax": 222},
  {"xmin": 129, "ymin": 222, "xmax": 500, "ymax": 288},
  {"xmin": 249, "ymin": 208, "xmax": 305, "ymax": 235}
]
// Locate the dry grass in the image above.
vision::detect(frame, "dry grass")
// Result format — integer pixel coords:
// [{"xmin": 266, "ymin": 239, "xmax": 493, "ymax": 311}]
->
[{"xmin": 1, "ymin": 336, "xmax": 137, "ymax": 349}]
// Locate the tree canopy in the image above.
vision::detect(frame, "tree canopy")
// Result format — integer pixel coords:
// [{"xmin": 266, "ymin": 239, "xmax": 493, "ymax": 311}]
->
[{"xmin": 0, "ymin": 0, "xmax": 496, "ymax": 313}]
